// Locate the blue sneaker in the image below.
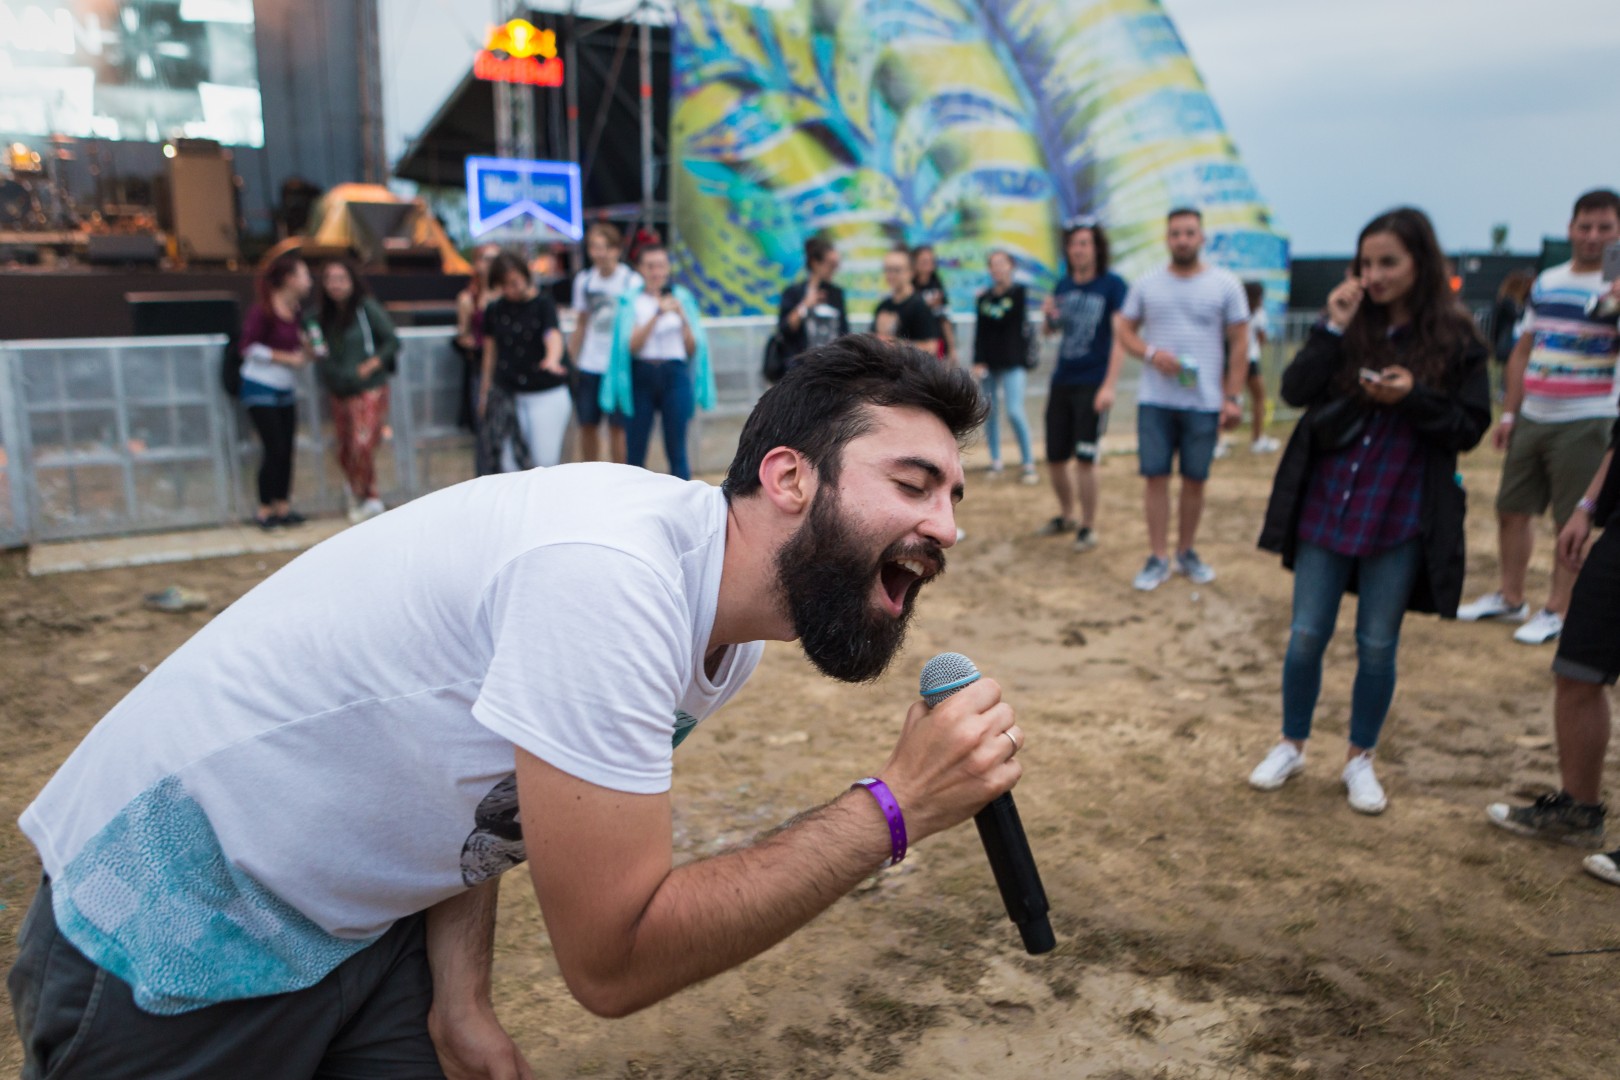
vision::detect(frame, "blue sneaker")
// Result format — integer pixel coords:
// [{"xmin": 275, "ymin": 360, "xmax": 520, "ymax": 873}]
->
[
  {"xmin": 1133, "ymin": 554, "xmax": 1171, "ymax": 592},
  {"xmin": 1175, "ymin": 548, "xmax": 1216, "ymax": 585}
]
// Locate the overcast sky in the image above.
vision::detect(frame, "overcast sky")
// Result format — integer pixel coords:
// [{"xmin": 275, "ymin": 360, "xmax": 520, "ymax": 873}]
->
[{"xmin": 380, "ymin": 0, "xmax": 1620, "ymax": 255}]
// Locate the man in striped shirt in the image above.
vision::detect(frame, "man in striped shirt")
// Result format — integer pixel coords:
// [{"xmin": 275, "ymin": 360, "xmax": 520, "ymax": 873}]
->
[{"xmin": 1459, "ymin": 189, "xmax": 1620, "ymax": 644}]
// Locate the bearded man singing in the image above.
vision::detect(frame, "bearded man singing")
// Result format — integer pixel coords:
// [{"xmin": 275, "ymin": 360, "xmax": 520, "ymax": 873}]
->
[{"xmin": 10, "ymin": 336, "xmax": 1022, "ymax": 1080}]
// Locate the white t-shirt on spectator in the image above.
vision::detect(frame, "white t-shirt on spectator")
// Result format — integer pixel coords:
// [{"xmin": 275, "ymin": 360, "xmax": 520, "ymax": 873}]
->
[
  {"xmin": 633, "ymin": 293, "xmax": 691, "ymax": 361},
  {"xmin": 19, "ymin": 465, "xmax": 762, "ymax": 1014},
  {"xmin": 571, "ymin": 264, "xmax": 643, "ymax": 374},
  {"xmin": 1122, "ymin": 265, "xmax": 1250, "ymax": 412}
]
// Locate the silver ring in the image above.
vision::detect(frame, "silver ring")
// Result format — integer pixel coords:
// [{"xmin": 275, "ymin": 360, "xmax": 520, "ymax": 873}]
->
[{"xmin": 1003, "ymin": 730, "xmax": 1019, "ymax": 756}]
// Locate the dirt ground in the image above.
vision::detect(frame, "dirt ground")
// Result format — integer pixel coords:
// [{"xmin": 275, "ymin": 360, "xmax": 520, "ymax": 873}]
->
[{"xmin": 1, "ymin": 429, "xmax": 1617, "ymax": 1079}]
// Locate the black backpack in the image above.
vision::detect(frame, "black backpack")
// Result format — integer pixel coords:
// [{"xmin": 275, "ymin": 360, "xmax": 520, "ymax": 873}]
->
[{"xmin": 762, "ymin": 332, "xmax": 787, "ymax": 384}]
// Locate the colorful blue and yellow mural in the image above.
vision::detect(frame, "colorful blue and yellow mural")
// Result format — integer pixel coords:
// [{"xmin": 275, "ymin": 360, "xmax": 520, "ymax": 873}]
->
[{"xmin": 670, "ymin": 0, "xmax": 1289, "ymax": 317}]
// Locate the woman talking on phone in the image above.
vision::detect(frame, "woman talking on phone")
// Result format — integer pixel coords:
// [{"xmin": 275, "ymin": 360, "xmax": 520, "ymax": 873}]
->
[{"xmin": 1250, "ymin": 208, "xmax": 1490, "ymax": 814}]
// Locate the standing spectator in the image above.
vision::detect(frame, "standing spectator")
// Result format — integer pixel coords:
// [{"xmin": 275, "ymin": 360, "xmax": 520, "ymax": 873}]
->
[
  {"xmin": 777, "ymin": 235, "xmax": 850, "ymax": 370},
  {"xmin": 602, "ymin": 245, "xmax": 715, "ymax": 481},
  {"xmin": 454, "ymin": 244, "xmax": 499, "ymax": 433},
  {"xmin": 568, "ymin": 223, "xmax": 641, "ymax": 463},
  {"xmin": 873, "ymin": 247, "xmax": 940, "ymax": 353},
  {"xmin": 1114, "ymin": 207, "xmax": 1249, "ymax": 590},
  {"xmin": 1245, "ymin": 281, "xmax": 1280, "ymax": 453},
  {"xmin": 1457, "ymin": 189, "xmax": 1620, "ymax": 645},
  {"xmin": 1039, "ymin": 220, "xmax": 1129, "ymax": 550},
  {"xmin": 479, "ymin": 254, "xmax": 570, "ymax": 473},
  {"xmin": 1487, "ymin": 418, "xmax": 1620, "ymax": 884},
  {"xmin": 1250, "ymin": 207, "xmax": 1490, "ymax": 814},
  {"xmin": 316, "ymin": 258, "xmax": 399, "ymax": 524},
  {"xmin": 912, "ymin": 245, "xmax": 956, "ymax": 363},
  {"xmin": 972, "ymin": 250, "xmax": 1035, "ymax": 483},
  {"xmin": 239, "ymin": 251, "xmax": 313, "ymax": 530},
  {"xmin": 1489, "ymin": 270, "xmax": 1535, "ymax": 366}
]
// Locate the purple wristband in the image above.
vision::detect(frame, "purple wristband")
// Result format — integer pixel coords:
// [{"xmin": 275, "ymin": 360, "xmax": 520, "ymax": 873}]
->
[{"xmin": 851, "ymin": 777, "xmax": 907, "ymax": 867}]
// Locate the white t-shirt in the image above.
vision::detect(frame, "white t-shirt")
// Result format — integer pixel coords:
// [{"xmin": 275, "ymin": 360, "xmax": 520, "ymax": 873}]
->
[
  {"xmin": 1122, "ymin": 265, "xmax": 1250, "ymax": 412},
  {"xmin": 1247, "ymin": 307, "xmax": 1269, "ymax": 364},
  {"xmin": 20, "ymin": 465, "xmax": 762, "ymax": 1014},
  {"xmin": 571, "ymin": 264, "xmax": 643, "ymax": 374},
  {"xmin": 633, "ymin": 293, "xmax": 691, "ymax": 361}
]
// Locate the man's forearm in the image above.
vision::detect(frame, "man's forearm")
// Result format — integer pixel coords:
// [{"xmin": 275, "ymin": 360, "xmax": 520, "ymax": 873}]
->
[
  {"xmin": 1114, "ymin": 318, "xmax": 1148, "ymax": 360},
  {"xmin": 1224, "ymin": 326, "xmax": 1249, "ymax": 397},
  {"xmin": 553, "ymin": 788, "xmax": 890, "ymax": 1018},
  {"xmin": 425, "ymin": 878, "xmax": 500, "ymax": 1014}
]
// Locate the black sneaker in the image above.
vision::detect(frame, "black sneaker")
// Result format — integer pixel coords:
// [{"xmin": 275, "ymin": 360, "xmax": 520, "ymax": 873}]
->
[
  {"xmin": 1073, "ymin": 526, "xmax": 1098, "ymax": 553},
  {"xmin": 1486, "ymin": 792, "xmax": 1606, "ymax": 849},
  {"xmin": 275, "ymin": 510, "xmax": 307, "ymax": 527},
  {"xmin": 1036, "ymin": 516, "xmax": 1077, "ymax": 537}
]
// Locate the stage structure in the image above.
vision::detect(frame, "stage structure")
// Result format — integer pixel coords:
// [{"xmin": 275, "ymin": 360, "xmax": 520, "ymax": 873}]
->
[{"xmin": 670, "ymin": 0, "xmax": 1290, "ymax": 317}]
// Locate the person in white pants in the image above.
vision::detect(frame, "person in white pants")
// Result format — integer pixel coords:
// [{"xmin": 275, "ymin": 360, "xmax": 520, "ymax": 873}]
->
[{"xmin": 480, "ymin": 252, "xmax": 571, "ymax": 471}]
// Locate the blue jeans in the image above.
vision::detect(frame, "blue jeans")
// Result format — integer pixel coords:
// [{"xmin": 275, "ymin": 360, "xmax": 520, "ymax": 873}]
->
[
  {"xmin": 1282, "ymin": 539, "xmax": 1422, "ymax": 750},
  {"xmin": 981, "ymin": 368, "xmax": 1033, "ymax": 466},
  {"xmin": 626, "ymin": 359, "xmax": 695, "ymax": 480}
]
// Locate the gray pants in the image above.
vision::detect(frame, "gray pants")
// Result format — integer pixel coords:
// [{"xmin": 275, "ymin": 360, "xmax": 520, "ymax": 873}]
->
[{"xmin": 7, "ymin": 878, "xmax": 446, "ymax": 1079}]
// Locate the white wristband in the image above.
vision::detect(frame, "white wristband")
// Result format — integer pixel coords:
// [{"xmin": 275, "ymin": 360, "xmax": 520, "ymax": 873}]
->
[{"xmin": 1499, "ymin": 412, "xmax": 1516, "ymax": 425}]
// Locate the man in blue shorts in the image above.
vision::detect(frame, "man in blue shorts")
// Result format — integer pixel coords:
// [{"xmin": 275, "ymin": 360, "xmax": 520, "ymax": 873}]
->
[{"xmin": 1114, "ymin": 207, "xmax": 1249, "ymax": 590}]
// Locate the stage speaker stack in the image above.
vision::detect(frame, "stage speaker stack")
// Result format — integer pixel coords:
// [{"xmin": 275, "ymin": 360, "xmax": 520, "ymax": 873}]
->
[{"xmin": 168, "ymin": 139, "xmax": 240, "ymax": 265}]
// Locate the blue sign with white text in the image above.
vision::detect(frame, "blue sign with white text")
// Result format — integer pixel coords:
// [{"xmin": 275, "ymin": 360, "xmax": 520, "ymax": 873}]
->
[{"xmin": 465, "ymin": 156, "xmax": 583, "ymax": 239}]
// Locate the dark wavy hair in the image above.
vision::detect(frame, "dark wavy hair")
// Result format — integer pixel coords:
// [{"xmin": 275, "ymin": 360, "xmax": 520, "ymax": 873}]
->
[
  {"xmin": 723, "ymin": 335, "xmax": 987, "ymax": 499},
  {"xmin": 1342, "ymin": 207, "xmax": 1481, "ymax": 389},
  {"xmin": 1061, "ymin": 222, "xmax": 1110, "ymax": 277},
  {"xmin": 317, "ymin": 257, "xmax": 370, "ymax": 338},
  {"xmin": 255, "ymin": 250, "xmax": 307, "ymax": 307}
]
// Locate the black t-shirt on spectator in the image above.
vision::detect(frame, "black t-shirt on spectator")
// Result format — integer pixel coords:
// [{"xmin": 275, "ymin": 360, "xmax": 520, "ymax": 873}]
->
[
  {"xmin": 486, "ymin": 294, "xmax": 565, "ymax": 393},
  {"xmin": 973, "ymin": 284, "xmax": 1028, "ymax": 371},
  {"xmin": 777, "ymin": 280, "xmax": 850, "ymax": 363},
  {"xmin": 872, "ymin": 294, "xmax": 939, "ymax": 345}
]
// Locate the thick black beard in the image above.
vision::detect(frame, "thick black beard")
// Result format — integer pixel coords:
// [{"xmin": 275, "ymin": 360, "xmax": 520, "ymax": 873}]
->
[{"xmin": 774, "ymin": 487, "xmax": 942, "ymax": 684}]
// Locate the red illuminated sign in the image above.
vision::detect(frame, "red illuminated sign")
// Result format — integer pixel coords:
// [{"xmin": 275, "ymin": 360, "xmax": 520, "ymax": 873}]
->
[{"xmin": 475, "ymin": 19, "xmax": 563, "ymax": 88}]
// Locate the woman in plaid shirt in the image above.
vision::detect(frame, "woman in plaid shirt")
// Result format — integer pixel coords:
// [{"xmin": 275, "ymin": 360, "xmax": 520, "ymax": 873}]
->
[{"xmin": 1251, "ymin": 208, "xmax": 1491, "ymax": 815}]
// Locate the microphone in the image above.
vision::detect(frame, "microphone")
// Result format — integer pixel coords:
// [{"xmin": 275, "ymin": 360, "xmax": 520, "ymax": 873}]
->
[{"xmin": 920, "ymin": 653, "xmax": 1055, "ymax": 955}]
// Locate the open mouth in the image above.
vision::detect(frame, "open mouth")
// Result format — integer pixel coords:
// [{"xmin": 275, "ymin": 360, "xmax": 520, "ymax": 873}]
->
[{"xmin": 876, "ymin": 556, "xmax": 934, "ymax": 617}]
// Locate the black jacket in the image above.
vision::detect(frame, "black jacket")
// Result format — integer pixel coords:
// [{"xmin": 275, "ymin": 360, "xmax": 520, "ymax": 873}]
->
[{"xmin": 1257, "ymin": 324, "xmax": 1491, "ymax": 617}]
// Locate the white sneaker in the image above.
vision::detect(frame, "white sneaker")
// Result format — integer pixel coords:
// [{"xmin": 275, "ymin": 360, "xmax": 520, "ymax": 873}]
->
[
  {"xmin": 1249, "ymin": 742, "xmax": 1305, "ymax": 791},
  {"xmin": 1020, "ymin": 464, "xmax": 1040, "ymax": 486},
  {"xmin": 1342, "ymin": 753, "xmax": 1387, "ymax": 815},
  {"xmin": 1250, "ymin": 435, "xmax": 1281, "ymax": 453},
  {"xmin": 360, "ymin": 497, "xmax": 386, "ymax": 520},
  {"xmin": 1213, "ymin": 438, "xmax": 1231, "ymax": 460},
  {"xmin": 955, "ymin": 527, "xmax": 967, "ymax": 544},
  {"xmin": 1513, "ymin": 608, "xmax": 1563, "ymax": 646},
  {"xmin": 1583, "ymin": 849, "xmax": 1620, "ymax": 886},
  {"xmin": 1456, "ymin": 591, "xmax": 1530, "ymax": 623}
]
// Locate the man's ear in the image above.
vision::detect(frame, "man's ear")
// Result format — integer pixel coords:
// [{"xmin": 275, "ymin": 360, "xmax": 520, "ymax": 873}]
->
[{"xmin": 756, "ymin": 446, "xmax": 816, "ymax": 516}]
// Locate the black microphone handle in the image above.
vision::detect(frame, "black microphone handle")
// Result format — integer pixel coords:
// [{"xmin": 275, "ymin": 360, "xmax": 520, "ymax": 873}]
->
[{"xmin": 972, "ymin": 791, "xmax": 1056, "ymax": 955}]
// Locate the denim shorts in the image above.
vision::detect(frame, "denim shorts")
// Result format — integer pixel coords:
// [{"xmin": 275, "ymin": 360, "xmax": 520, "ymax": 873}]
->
[
  {"xmin": 570, "ymin": 370, "xmax": 623, "ymax": 427},
  {"xmin": 1137, "ymin": 404, "xmax": 1220, "ymax": 480}
]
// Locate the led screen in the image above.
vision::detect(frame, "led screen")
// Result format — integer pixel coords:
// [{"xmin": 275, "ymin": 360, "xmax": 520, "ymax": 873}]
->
[{"xmin": 0, "ymin": 0, "xmax": 263, "ymax": 147}]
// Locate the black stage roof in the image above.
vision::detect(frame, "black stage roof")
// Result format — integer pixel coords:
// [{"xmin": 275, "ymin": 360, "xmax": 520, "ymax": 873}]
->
[{"xmin": 394, "ymin": 13, "xmax": 671, "ymax": 215}]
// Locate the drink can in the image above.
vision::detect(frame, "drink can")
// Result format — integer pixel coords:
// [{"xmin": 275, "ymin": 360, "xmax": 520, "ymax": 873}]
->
[{"xmin": 1177, "ymin": 356, "xmax": 1198, "ymax": 388}]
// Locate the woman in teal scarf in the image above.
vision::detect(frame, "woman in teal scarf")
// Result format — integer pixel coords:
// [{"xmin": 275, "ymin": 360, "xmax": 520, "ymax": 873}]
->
[{"xmin": 600, "ymin": 244, "xmax": 715, "ymax": 480}]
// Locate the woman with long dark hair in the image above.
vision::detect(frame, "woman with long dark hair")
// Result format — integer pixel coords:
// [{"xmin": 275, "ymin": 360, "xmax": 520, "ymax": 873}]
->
[
  {"xmin": 454, "ymin": 244, "xmax": 500, "ymax": 433},
  {"xmin": 239, "ymin": 251, "xmax": 313, "ymax": 529},
  {"xmin": 479, "ymin": 253, "xmax": 570, "ymax": 473},
  {"xmin": 315, "ymin": 258, "xmax": 399, "ymax": 522},
  {"xmin": 1250, "ymin": 208, "xmax": 1490, "ymax": 814}
]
